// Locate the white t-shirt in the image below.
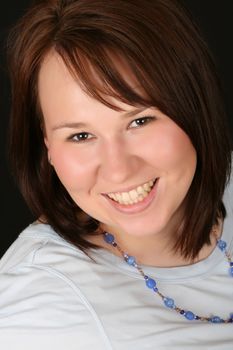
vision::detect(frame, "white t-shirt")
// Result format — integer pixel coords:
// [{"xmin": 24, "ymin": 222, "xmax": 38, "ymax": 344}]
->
[{"xmin": 0, "ymin": 180, "xmax": 232, "ymax": 350}]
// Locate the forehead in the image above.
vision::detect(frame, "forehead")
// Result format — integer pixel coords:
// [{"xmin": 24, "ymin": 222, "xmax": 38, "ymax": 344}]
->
[
  {"xmin": 38, "ymin": 51, "xmax": 147, "ymax": 122},
  {"xmin": 38, "ymin": 50, "xmax": 148, "ymax": 116},
  {"xmin": 38, "ymin": 52, "xmax": 75, "ymax": 95}
]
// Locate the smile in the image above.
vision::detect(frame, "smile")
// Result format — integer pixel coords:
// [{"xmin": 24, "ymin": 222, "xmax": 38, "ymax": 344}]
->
[{"xmin": 106, "ymin": 178, "xmax": 157, "ymax": 205}]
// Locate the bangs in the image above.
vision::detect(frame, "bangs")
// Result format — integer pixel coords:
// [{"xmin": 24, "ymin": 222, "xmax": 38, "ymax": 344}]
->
[{"xmin": 55, "ymin": 43, "xmax": 154, "ymax": 111}]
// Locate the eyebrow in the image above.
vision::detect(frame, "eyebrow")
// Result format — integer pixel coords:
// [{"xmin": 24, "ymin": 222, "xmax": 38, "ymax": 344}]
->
[{"xmin": 51, "ymin": 107, "xmax": 148, "ymax": 131}]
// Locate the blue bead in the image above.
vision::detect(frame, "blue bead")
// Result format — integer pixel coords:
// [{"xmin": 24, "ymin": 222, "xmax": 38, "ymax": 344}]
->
[
  {"xmin": 153, "ymin": 287, "xmax": 158, "ymax": 292},
  {"xmin": 210, "ymin": 316, "xmax": 223, "ymax": 323},
  {"xmin": 229, "ymin": 267, "xmax": 233, "ymax": 276},
  {"xmin": 230, "ymin": 262, "xmax": 233, "ymax": 266},
  {"xmin": 126, "ymin": 256, "xmax": 136, "ymax": 266},
  {"xmin": 184, "ymin": 311, "xmax": 195, "ymax": 320},
  {"xmin": 146, "ymin": 278, "xmax": 156, "ymax": 289},
  {"xmin": 104, "ymin": 233, "xmax": 115, "ymax": 244},
  {"xmin": 217, "ymin": 239, "xmax": 227, "ymax": 251},
  {"xmin": 164, "ymin": 297, "xmax": 175, "ymax": 308}
]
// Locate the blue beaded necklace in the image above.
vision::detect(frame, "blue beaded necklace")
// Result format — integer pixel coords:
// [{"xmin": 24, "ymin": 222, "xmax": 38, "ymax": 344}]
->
[{"xmin": 103, "ymin": 232, "xmax": 233, "ymax": 324}]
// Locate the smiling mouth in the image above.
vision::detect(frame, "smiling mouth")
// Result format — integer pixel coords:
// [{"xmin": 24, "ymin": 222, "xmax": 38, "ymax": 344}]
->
[{"xmin": 105, "ymin": 178, "xmax": 157, "ymax": 205}]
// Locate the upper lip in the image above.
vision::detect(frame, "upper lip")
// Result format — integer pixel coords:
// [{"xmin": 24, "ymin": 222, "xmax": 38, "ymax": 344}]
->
[{"xmin": 102, "ymin": 178, "xmax": 157, "ymax": 195}]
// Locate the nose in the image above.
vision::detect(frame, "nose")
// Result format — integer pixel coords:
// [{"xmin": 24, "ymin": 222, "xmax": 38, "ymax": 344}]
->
[{"xmin": 98, "ymin": 137, "xmax": 141, "ymax": 185}]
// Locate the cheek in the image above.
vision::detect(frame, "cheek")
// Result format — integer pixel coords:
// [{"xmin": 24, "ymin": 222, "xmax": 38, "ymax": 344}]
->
[
  {"xmin": 148, "ymin": 122, "xmax": 196, "ymax": 170},
  {"xmin": 50, "ymin": 145, "xmax": 95, "ymax": 191}
]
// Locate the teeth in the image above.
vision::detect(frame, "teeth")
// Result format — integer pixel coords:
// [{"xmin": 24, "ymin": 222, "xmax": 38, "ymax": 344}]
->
[
  {"xmin": 137, "ymin": 186, "xmax": 144, "ymax": 194},
  {"xmin": 143, "ymin": 183, "xmax": 150, "ymax": 192},
  {"xmin": 115, "ymin": 193, "xmax": 122, "ymax": 202},
  {"xmin": 107, "ymin": 179, "xmax": 156, "ymax": 205},
  {"xmin": 128, "ymin": 189, "xmax": 138, "ymax": 201},
  {"xmin": 122, "ymin": 192, "xmax": 130, "ymax": 202}
]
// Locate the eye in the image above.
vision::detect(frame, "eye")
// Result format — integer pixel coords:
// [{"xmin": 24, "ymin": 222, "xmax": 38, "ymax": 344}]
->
[
  {"xmin": 68, "ymin": 132, "xmax": 94, "ymax": 142},
  {"xmin": 129, "ymin": 116, "xmax": 155, "ymax": 128}
]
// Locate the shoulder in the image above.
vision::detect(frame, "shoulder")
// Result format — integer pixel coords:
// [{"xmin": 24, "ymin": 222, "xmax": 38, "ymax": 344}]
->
[
  {"xmin": 0, "ymin": 223, "xmax": 99, "ymax": 333},
  {"xmin": 0, "ymin": 223, "xmax": 54, "ymax": 272},
  {"xmin": 222, "ymin": 162, "xmax": 233, "ymax": 251},
  {"xmin": 223, "ymin": 160, "xmax": 233, "ymax": 214},
  {"xmin": 0, "ymin": 222, "xmax": 90, "ymax": 272}
]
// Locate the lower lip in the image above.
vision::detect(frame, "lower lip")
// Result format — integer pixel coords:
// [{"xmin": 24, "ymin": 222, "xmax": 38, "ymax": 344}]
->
[{"xmin": 103, "ymin": 179, "xmax": 159, "ymax": 214}]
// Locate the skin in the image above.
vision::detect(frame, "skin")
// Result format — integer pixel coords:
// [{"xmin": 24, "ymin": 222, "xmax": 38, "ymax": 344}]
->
[{"xmin": 38, "ymin": 51, "xmax": 213, "ymax": 267}]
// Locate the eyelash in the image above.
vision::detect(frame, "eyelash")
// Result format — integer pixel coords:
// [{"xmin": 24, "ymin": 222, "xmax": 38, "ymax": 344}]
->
[
  {"xmin": 129, "ymin": 116, "xmax": 154, "ymax": 128},
  {"xmin": 68, "ymin": 116, "xmax": 155, "ymax": 143}
]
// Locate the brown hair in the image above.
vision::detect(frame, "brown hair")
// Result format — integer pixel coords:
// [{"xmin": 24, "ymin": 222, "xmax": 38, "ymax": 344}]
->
[{"xmin": 7, "ymin": 0, "xmax": 232, "ymax": 259}]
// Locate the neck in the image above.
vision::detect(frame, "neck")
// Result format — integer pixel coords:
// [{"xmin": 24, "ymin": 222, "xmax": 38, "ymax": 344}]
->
[
  {"xmin": 89, "ymin": 220, "xmax": 223, "ymax": 268},
  {"xmin": 103, "ymin": 227, "xmax": 178, "ymax": 266}
]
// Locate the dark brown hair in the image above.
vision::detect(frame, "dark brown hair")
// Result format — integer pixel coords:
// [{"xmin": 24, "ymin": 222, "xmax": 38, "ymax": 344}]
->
[{"xmin": 7, "ymin": 0, "xmax": 232, "ymax": 259}]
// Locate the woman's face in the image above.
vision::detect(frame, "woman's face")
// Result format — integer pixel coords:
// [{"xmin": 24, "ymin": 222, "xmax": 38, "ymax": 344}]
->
[{"xmin": 39, "ymin": 52, "xmax": 197, "ymax": 241}]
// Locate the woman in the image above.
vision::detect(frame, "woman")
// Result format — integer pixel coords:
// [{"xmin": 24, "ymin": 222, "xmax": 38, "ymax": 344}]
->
[{"xmin": 0, "ymin": 0, "xmax": 232, "ymax": 349}]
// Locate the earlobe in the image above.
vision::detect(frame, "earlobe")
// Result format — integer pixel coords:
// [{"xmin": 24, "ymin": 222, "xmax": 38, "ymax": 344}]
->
[
  {"xmin": 47, "ymin": 152, "xmax": 53, "ymax": 165},
  {"xmin": 44, "ymin": 137, "xmax": 49, "ymax": 149},
  {"xmin": 47, "ymin": 152, "xmax": 53, "ymax": 166},
  {"xmin": 44, "ymin": 138, "xmax": 53, "ymax": 166}
]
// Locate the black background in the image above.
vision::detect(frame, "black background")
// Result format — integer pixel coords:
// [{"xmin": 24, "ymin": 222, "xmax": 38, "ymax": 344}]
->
[{"xmin": 0, "ymin": 1, "xmax": 233, "ymax": 257}]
